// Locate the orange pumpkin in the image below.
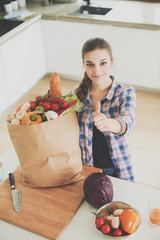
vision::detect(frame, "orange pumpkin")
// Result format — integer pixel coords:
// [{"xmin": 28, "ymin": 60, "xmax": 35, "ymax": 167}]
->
[{"xmin": 120, "ymin": 209, "xmax": 141, "ymax": 234}]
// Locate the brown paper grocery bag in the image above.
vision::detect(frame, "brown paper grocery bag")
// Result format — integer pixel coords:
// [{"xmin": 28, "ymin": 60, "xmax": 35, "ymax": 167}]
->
[{"xmin": 7, "ymin": 111, "xmax": 84, "ymax": 187}]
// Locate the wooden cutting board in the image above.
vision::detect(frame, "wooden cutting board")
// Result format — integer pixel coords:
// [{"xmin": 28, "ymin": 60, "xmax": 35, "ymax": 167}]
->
[{"xmin": 0, "ymin": 165, "xmax": 101, "ymax": 240}]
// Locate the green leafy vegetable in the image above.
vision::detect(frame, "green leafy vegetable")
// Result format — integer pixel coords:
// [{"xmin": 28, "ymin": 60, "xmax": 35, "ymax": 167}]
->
[{"xmin": 59, "ymin": 101, "xmax": 82, "ymax": 116}]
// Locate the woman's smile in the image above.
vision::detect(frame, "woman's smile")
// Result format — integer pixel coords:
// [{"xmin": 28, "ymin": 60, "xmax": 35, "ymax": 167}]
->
[
  {"xmin": 84, "ymin": 49, "xmax": 113, "ymax": 86},
  {"xmin": 93, "ymin": 74, "xmax": 104, "ymax": 78}
]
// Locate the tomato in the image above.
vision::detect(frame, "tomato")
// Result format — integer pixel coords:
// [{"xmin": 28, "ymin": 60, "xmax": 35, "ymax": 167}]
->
[
  {"xmin": 95, "ymin": 218, "xmax": 104, "ymax": 228},
  {"xmin": 114, "ymin": 229, "xmax": 123, "ymax": 237},
  {"xmin": 43, "ymin": 102, "xmax": 51, "ymax": 111},
  {"xmin": 39, "ymin": 102, "xmax": 44, "ymax": 107},
  {"xmin": 102, "ymin": 216, "xmax": 108, "ymax": 222},
  {"xmin": 54, "ymin": 97, "xmax": 64, "ymax": 103},
  {"xmin": 44, "ymin": 95, "xmax": 49, "ymax": 101},
  {"xmin": 51, "ymin": 103, "xmax": 60, "ymax": 112},
  {"xmin": 30, "ymin": 100, "xmax": 36, "ymax": 105},
  {"xmin": 60, "ymin": 100, "xmax": 68, "ymax": 108},
  {"xmin": 30, "ymin": 103, "xmax": 36, "ymax": 111},
  {"xmin": 35, "ymin": 96, "xmax": 40, "ymax": 104},
  {"xmin": 101, "ymin": 224, "xmax": 111, "ymax": 234}
]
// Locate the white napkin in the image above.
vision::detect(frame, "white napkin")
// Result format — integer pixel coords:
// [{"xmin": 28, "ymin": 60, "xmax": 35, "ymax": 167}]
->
[{"xmin": 4, "ymin": 10, "xmax": 33, "ymax": 19}]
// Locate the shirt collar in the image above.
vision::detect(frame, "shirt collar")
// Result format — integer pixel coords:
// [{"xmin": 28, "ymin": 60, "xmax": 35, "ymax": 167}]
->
[
  {"xmin": 84, "ymin": 90, "xmax": 93, "ymax": 107},
  {"xmin": 105, "ymin": 78, "xmax": 117, "ymax": 101},
  {"xmin": 84, "ymin": 77, "xmax": 117, "ymax": 105}
]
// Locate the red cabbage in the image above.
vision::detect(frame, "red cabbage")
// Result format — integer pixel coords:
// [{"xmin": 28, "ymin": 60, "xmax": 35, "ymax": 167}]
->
[{"xmin": 83, "ymin": 172, "xmax": 113, "ymax": 208}]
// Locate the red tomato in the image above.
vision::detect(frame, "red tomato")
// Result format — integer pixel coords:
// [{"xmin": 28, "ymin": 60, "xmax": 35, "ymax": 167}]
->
[
  {"xmin": 114, "ymin": 229, "xmax": 123, "ymax": 237},
  {"xmin": 60, "ymin": 100, "xmax": 68, "ymax": 108},
  {"xmin": 95, "ymin": 218, "xmax": 104, "ymax": 228},
  {"xmin": 35, "ymin": 96, "xmax": 40, "ymax": 104},
  {"xmin": 43, "ymin": 102, "xmax": 51, "ymax": 111},
  {"xmin": 54, "ymin": 97, "xmax": 64, "ymax": 103},
  {"xmin": 101, "ymin": 224, "xmax": 111, "ymax": 234},
  {"xmin": 30, "ymin": 100, "xmax": 36, "ymax": 105},
  {"xmin": 30, "ymin": 103, "xmax": 36, "ymax": 111},
  {"xmin": 102, "ymin": 216, "xmax": 108, "ymax": 222},
  {"xmin": 51, "ymin": 103, "xmax": 60, "ymax": 112},
  {"xmin": 39, "ymin": 102, "xmax": 44, "ymax": 107}
]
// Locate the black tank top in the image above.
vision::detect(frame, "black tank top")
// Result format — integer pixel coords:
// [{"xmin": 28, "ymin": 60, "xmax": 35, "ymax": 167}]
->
[{"xmin": 93, "ymin": 124, "xmax": 114, "ymax": 169}]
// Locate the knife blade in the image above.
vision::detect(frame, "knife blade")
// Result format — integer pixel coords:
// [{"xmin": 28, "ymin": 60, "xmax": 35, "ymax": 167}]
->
[{"xmin": 9, "ymin": 173, "xmax": 21, "ymax": 213}]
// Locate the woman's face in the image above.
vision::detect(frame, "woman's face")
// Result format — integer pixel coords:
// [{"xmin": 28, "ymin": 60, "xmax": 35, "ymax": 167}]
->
[{"xmin": 83, "ymin": 49, "xmax": 113, "ymax": 85}]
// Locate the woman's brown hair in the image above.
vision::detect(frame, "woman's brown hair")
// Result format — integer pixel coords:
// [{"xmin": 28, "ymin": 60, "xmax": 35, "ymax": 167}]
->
[{"xmin": 76, "ymin": 38, "xmax": 113, "ymax": 102}]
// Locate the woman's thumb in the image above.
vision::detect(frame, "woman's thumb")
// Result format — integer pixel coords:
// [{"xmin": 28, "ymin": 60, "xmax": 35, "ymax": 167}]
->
[{"xmin": 95, "ymin": 101, "xmax": 101, "ymax": 115}]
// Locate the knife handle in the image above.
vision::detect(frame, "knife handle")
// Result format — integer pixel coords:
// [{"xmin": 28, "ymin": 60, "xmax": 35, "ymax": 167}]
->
[{"xmin": 9, "ymin": 173, "xmax": 15, "ymax": 189}]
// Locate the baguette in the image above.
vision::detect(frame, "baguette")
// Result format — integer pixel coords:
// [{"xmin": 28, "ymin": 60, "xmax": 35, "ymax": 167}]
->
[{"xmin": 49, "ymin": 72, "xmax": 62, "ymax": 98}]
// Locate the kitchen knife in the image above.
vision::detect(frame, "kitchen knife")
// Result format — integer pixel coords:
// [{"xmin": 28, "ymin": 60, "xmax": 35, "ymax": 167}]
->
[{"xmin": 9, "ymin": 173, "xmax": 21, "ymax": 213}]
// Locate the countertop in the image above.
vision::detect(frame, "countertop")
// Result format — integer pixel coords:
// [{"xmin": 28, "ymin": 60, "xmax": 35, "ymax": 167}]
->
[
  {"xmin": 0, "ymin": 12, "xmax": 41, "ymax": 45},
  {"xmin": 1, "ymin": 0, "xmax": 160, "ymax": 45},
  {"xmin": 0, "ymin": 147, "xmax": 160, "ymax": 239},
  {"xmin": 26, "ymin": 0, "xmax": 160, "ymax": 30}
]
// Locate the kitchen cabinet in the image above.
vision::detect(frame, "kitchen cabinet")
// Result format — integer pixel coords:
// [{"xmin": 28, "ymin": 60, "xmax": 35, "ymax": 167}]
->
[
  {"xmin": 0, "ymin": 52, "xmax": 10, "ymax": 115},
  {"xmin": 42, "ymin": 20, "xmax": 111, "ymax": 79},
  {"xmin": 42, "ymin": 20, "xmax": 160, "ymax": 90},
  {"xmin": 110, "ymin": 26, "xmax": 160, "ymax": 89},
  {"xmin": 1, "ymin": 20, "xmax": 47, "ymax": 104}
]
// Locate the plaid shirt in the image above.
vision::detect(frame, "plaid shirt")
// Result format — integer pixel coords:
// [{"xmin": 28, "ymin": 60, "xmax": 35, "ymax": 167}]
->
[{"xmin": 72, "ymin": 79, "xmax": 136, "ymax": 181}]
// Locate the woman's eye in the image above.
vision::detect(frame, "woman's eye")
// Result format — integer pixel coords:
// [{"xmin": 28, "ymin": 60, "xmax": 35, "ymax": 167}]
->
[
  {"xmin": 100, "ymin": 61, "xmax": 107, "ymax": 65},
  {"xmin": 86, "ymin": 63, "xmax": 93, "ymax": 67}
]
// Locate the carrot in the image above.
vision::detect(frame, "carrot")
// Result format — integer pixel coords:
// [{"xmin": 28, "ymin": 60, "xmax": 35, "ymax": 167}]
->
[{"xmin": 49, "ymin": 72, "xmax": 62, "ymax": 98}]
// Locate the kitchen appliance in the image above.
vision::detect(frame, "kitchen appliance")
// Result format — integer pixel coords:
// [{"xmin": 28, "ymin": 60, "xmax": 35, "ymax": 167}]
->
[
  {"xmin": 0, "ymin": 19, "xmax": 24, "ymax": 37},
  {"xmin": 0, "ymin": 1, "xmax": 4, "ymax": 13}
]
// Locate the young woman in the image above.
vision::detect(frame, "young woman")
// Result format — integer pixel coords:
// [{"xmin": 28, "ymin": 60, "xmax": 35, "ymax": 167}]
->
[{"xmin": 72, "ymin": 38, "xmax": 136, "ymax": 181}]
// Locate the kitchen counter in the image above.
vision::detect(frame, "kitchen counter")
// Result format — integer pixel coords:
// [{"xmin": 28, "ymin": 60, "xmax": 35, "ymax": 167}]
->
[
  {"xmin": 0, "ymin": 147, "xmax": 160, "ymax": 239},
  {"xmin": 26, "ymin": 0, "xmax": 160, "ymax": 30},
  {"xmin": 1, "ymin": 0, "xmax": 160, "ymax": 44},
  {"xmin": 0, "ymin": 11, "xmax": 41, "ymax": 45}
]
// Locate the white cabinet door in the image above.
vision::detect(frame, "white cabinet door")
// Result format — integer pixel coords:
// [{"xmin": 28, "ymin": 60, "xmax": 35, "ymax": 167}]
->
[
  {"xmin": 0, "ymin": 52, "xmax": 10, "ymax": 115},
  {"xmin": 42, "ymin": 20, "xmax": 64, "ymax": 75},
  {"xmin": 60, "ymin": 21, "xmax": 112, "ymax": 79},
  {"xmin": 42, "ymin": 20, "xmax": 111, "ymax": 79},
  {"xmin": 1, "ymin": 20, "xmax": 46, "ymax": 104},
  {"xmin": 110, "ymin": 26, "xmax": 160, "ymax": 89}
]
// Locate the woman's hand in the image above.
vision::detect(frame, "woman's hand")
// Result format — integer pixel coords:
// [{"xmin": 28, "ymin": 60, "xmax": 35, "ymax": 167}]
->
[
  {"xmin": 93, "ymin": 101, "xmax": 125, "ymax": 134},
  {"xmin": 93, "ymin": 101, "xmax": 110, "ymax": 132}
]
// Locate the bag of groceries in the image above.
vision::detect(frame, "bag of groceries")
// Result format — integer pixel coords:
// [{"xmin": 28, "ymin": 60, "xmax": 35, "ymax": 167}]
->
[{"xmin": 7, "ymin": 73, "xmax": 84, "ymax": 187}]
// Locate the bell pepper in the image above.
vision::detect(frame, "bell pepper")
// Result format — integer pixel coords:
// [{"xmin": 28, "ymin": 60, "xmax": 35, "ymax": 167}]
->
[
  {"xmin": 41, "ymin": 113, "xmax": 47, "ymax": 122},
  {"xmin": 35, "ymin": 106, "xmax": 45, "ymax": 111},
  {"xmin": 21, "ymin": 112, "xmax": 31, "ymax": 125},
  {"xmin": 120, "ymin": 209, "xmax": 141, "ymax": 234},
  {"xmin": 21, "ymin": 112, "xmax": 42, "ymax": 125},
  {"xmin": 29, "ymin": 113, "xmax": 42, "ymax": 125}
]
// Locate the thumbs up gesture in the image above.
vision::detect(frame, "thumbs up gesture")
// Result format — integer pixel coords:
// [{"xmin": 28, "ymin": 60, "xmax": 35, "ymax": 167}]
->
[
  {"xmin": 93, "ymin": 101, "xmax": 125, "ymax": 134},
  {"xmin": 93, "ymin": 101, "xmax": 110, "ymax": 132}
]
